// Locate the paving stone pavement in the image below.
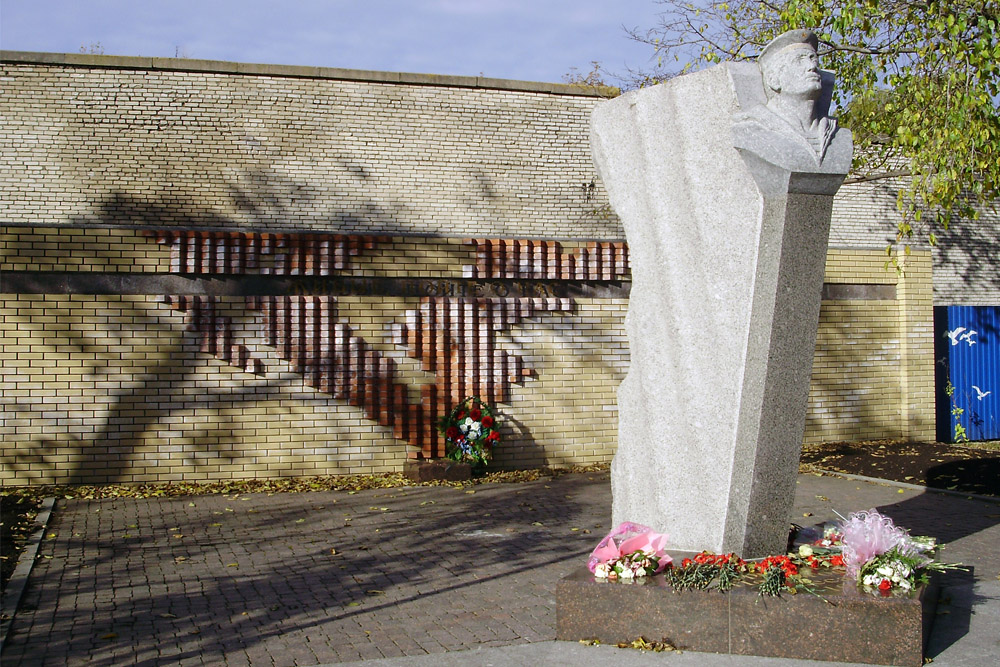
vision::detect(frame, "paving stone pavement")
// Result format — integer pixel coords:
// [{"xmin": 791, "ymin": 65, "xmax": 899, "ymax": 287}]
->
[{"xmin": 2, "ymin": 470, "xmax": 998, "ymax": 666}]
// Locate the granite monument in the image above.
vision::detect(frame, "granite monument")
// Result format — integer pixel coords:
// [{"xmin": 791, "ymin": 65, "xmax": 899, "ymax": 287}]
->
[{"xmin": 591, "ymin": 29, "xmax": 852, "ymax": 557}]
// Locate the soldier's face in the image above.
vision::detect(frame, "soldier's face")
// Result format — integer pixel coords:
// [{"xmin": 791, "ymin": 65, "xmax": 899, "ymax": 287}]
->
[{"xmin": 774, "ymin": 45, "xmax": 822, "ymax": 98}]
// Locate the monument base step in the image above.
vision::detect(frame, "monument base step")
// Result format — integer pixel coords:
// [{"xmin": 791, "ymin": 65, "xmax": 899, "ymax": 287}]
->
[
  {"xmin": 556, "ymin": 564, "xmax": 938, "ymax": 667},
  {"xmin": 403, "ymin": 459, "xmax": 471, "ymax": 482}
]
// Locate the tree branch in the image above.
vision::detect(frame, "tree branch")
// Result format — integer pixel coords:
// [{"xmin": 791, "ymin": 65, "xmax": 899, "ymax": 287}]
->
[{"xmin": 842, "ymin": 169, "xmax": 912, "ymax": 185}]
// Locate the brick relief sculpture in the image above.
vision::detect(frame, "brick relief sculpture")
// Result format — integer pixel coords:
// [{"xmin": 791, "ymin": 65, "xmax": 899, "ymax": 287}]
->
[
  {"xmin": 464, "ymin": 239, "xmax": 628, "ymax": 281},
  {"xmin": 155, "ymin": 230, "xmax": 579, "ymax": 460},
  {"xmin": 144, "ymin": 230, "xmax": 389, "ymax": 275}
]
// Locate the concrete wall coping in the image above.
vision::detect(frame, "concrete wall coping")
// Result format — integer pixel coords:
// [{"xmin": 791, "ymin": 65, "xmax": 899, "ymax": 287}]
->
[{"xmin": 0, "ymin": 50, "xmax": 617, "ymax": 98}]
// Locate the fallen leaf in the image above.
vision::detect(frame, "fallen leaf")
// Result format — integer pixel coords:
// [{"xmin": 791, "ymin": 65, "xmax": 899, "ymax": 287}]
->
[{"xmin": 101, "ymin": 633, "xmax": 118, "ymax": 640}]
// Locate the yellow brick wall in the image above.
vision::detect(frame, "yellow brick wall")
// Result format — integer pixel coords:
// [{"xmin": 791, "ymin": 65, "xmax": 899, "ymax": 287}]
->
[
  {"xmin": 1, "ymin": 232, "xmax": 937, "ymax": 485},
  {"xmin": 0, "ymin": 290, "xmax": 629, "ymax": 485},
  {"xmin": 804, "ymin": 249, "xmax": 936, "ymax": 443}
]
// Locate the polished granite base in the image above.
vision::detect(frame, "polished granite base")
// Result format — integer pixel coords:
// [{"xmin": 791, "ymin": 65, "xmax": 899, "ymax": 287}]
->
[
  {"xmin": 556, "ymin": 563, "xmax": 938, "ymax": 666},
  {"xmin": 403, "ymin": 459, "xmax": 471, "ymax": 482}
]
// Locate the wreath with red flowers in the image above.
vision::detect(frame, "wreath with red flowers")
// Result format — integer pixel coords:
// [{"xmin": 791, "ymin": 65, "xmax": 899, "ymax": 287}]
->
[{"xmin": 437, "ymin": 396, "xmax": 500, "ymax": 469}]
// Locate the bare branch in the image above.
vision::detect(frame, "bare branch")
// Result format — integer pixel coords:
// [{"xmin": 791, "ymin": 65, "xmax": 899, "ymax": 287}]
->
[{"xmin": 842, "ymin": 169, "xmax": 913, "ymax": 185}]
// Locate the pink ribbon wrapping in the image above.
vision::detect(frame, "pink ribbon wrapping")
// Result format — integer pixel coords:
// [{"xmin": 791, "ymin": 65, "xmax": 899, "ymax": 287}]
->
[
  {"xmin": 839, "ymin": 509, "xmax": 930, "ymax": 578},
  {"xmin": 587, "ymin": 521, "xmax": 672, "ymax": 573}
]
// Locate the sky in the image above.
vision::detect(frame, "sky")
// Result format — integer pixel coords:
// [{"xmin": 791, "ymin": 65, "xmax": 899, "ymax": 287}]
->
[{"xmin": 0, "ymin": 0, "xmax": 668, "ymax": 84}]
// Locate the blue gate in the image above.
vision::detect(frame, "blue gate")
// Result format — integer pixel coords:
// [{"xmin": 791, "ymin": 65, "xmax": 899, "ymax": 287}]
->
[{"xmin": 935, "ymin": 306, "xmax": 1000, "ymax": 442}]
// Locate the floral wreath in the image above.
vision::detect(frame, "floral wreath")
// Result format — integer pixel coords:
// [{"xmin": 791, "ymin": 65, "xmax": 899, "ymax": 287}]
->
[{"xmin": 437, "ymin": 396, "xmax": 500, "ymax": 468}]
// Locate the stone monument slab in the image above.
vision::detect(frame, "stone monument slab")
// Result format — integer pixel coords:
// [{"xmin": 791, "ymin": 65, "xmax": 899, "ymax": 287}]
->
[
  {"xmin": 591, "ymin": 30, "xmax": 852, "ymax": 557},
  {"xmin": 556, "ymin": 565, "xmax": 938, "ymax": 667}
]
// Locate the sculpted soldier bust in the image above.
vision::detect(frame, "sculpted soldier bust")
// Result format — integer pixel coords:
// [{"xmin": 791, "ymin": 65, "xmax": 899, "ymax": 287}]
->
[{"xmin": 732, "ymin": 29, "xmax": 851, "ymax": 174}]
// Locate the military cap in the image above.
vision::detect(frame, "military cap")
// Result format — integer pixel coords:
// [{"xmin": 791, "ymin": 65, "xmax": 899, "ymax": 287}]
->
[{"xmin": 757, "ymin": 29, "xmax": 819, "ymax": 73}]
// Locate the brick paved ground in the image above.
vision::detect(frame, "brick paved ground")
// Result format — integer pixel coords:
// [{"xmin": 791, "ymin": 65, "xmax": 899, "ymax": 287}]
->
[{"xmin": 3, "ymin": 471, "xmax": 999, "ymax": 666}]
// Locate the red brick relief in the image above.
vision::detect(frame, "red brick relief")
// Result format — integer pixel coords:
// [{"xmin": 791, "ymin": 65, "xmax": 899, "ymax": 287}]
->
[
  {"xmin": 162, "ymin": 293, "xmax": 574, "ymax": 460},
  {"xmin": 392, "ymin": 297, "xmax": 573, "ymax": 407},
  {"xmin": 463, "ymin": 239, "xmax": 628, "ymax": 280},
  {"xmin": 246, "ymin": 295, "xmax": 428, "ymax": 453},
  {"xmin": 152, "ymin": 232, "xmax": 597, "ymax": 459},
  {"xmin": 144, "ymin": 230, "xmax": 387, "ymax": 275},
  {"xmin": 162, "ymin": 295, "xmax": 262, "ymax": 374}
]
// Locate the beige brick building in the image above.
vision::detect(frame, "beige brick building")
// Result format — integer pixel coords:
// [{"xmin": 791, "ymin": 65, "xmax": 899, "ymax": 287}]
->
[{"xmin": 0, "ymin": 52, "xmax": 946, "ymax": 485}]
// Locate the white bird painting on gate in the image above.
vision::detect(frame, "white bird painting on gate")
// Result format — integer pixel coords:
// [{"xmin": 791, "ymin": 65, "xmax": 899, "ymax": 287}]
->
[
  {"xmin": 960, "ymin": 329, "xmax": 978, "ymax": 346},
  {"xmin": 945, "ymin": 327, "xmax": 979, "ymax": 346},
  {"xmin": 972, "ymin": 386, "xmax": 992, "ymax": 401}
]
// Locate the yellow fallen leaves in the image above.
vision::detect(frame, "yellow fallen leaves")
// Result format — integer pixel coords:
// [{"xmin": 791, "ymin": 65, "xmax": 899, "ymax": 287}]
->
[{"xmin": 616, "ymin": 637, "xmax": 680, "ymax": 653}]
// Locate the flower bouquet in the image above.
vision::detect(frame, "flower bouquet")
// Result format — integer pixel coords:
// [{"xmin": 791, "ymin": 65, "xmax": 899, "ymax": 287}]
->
[
  {"xmin": 437, "ymin": 396, "xmax": 500, "ymax": 470},
  {"xmin": 588, "ymin": 522, "xmax": 671, "ymax": 580},
  {"xmin": 583, "ymin": 510, "xmax": 961, "ymax": 598},
  {"xmin": 839, "ymin": 509, "xmax": 962, "ymax": 595}
]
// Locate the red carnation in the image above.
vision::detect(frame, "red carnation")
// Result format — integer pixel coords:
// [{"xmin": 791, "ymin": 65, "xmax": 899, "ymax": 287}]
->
[
  {"xmin": 878, "ymin": 579, "xmax": 892, "ymax": 592},
  {"xmin": 487, "ymin": 431, "xmax": 500, "ymax": 441},
  {"xmin": 481, "ymin": 415, "xmax": 493, "ymax": 427},
  {"xmin": 446, "ymin": 426, "xmax": 459, "ymax": 440},
  {"xmin": 456, "ymin": 410, "xmax": 466, "ymax": 420},
  {"xmin": 470, "ymin": 408, "xmax": 482, "ymax": 421}
]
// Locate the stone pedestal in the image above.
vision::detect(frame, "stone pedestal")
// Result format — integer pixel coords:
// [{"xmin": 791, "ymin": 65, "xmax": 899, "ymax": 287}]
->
[
  {"xmin": 403, "ymin": 459, "xmax": 471, "ymax": 482},
  {"xmin": 556, "ymin": 567, "xmax": 938, "ymax": 667},
  {"xmin": 591, "ymin": 61, "xmax": 852, "ymax": 557}
]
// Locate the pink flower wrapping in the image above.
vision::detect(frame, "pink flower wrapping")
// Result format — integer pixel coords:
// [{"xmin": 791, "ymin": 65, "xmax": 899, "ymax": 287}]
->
[
  {"xmin": 587, "ymin": 521, "xmax": 672, "ymax": 573},
  {"xmin": 839, "ymin": 509, "xmax": 926, "ymax": 578}
]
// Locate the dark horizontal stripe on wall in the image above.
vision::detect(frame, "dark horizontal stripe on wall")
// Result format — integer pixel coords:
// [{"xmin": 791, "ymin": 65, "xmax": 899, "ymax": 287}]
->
[
  {"xmin": 821, "ymin": 283, "xmax": 896, "ymax": 301},
  {"xmin": 0, "ymin": 272, "xmax": 632, "ymax": 299}
]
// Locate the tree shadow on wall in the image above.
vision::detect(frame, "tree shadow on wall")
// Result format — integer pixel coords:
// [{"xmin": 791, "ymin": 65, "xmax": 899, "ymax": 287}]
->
[
  {"xmin": 0, "ymin": 296, "xmax": 305, "ymax": 485},
  {"xmin": 77, "ymin": 164, "xmax": 415, "ymax": 236},
  {"xmin": 804, "ymin": 315, "xmax": 904, "ymax": 442},
  {"xmin": 932, "ymin": 208, "xmax": 1000, "ymax": 297},
  {"xmin": 9, "ymin": 168, "xmax": 635, "ymax": 483}
]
